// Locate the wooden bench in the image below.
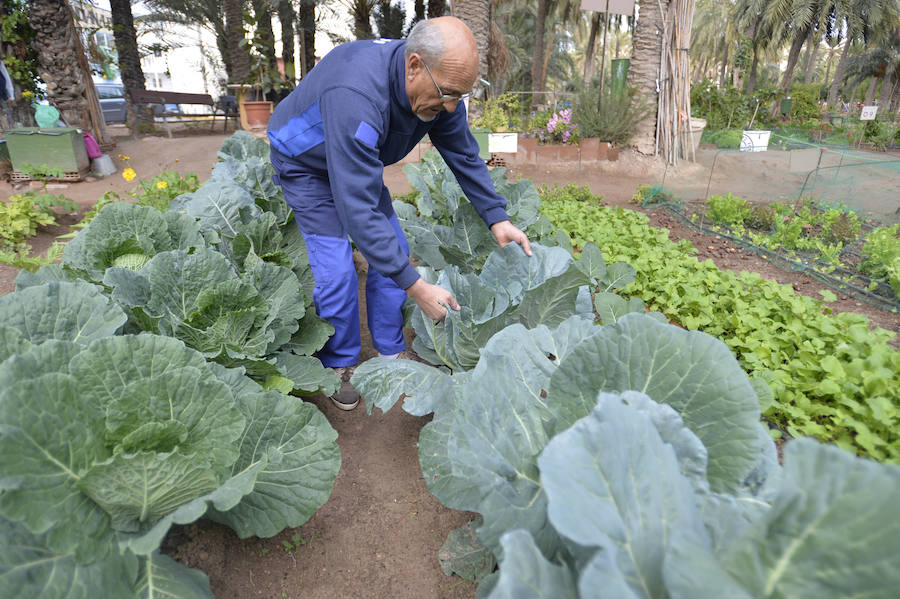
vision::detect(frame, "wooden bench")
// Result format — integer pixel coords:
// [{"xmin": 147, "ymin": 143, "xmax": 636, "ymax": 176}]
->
[{"xmin": 130, "ymin": 89, "xmax": 239, "ymax": 137}]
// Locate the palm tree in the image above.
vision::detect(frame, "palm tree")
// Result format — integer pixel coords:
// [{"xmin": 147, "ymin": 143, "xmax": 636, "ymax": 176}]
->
[
  {"xmin": 428, "ymin": 0, "xmax": 445, "ymax": 18},
  {"xmin": 278, "ymin": 0, "xmax": 296, "ymax": 83},
  {"xmin": 627, "ymin": 0, "xmax": 665, "ymax": 154},
  {"xmin": 143, "ymin": 0, "xmax": 229, "ymax": 78},
  {"xmin": 27, "ymin": 0, "xmax": 108, "ymax": 143},
  {"xmin": 108, "ymin": 0, "xmax": 151, "ymax": 132},
  {"xmin": 826, "ymin": 0, "xmax": 899, "ymax": 109},
  {"xmin": 298, "ymin": 0, "xmax": 316, "ymax": 77},
  {"xmin": 225, "ymin": 0, "xmax": 250, "ymax": 83},
  {"xmin": 454, "ymin": 0, "xmax": 492, "ymax": 99}
]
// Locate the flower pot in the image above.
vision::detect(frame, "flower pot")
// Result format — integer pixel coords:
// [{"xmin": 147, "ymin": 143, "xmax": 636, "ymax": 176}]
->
[{"xmin": 242, "ymin": 100, "xmax": 273, "ymax": 128}]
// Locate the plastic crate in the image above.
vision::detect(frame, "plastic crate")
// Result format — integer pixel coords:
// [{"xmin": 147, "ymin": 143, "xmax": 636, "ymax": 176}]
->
[{"xmin": 5, "ymin": 127, "xmax": 90, "ymax": 177}]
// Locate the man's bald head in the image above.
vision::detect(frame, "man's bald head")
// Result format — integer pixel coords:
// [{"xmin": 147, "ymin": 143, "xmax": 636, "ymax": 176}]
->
[{"xmin": 405, "ymin": 17, "xmax": 478, "ymax": 75}]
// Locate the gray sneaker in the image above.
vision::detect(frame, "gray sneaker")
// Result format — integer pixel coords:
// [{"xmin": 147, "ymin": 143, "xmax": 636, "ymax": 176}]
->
[{"xmin": 330, "ymin": 366, "xmax": 360, "ymax": 410}]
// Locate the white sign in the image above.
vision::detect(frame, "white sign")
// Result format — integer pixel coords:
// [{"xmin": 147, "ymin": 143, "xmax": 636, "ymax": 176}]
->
[
  {"xmin": 860, "ymin": 105, "xmax": 878, "ymax": 121},
  {"xmin": 740, "ymin": 130, "xmax": 771, "ymax": 152},
  {"xmin": 488, "ymin": 133, "xmax": 518, "ymax": 154},
  {"xmin": 580, "ymin": 0, "xmax": 635, "ymax": 15}
]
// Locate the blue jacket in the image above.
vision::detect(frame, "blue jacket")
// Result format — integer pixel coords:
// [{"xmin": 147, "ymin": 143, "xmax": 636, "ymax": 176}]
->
[{"xmin": 267, "ymin": 38, "xmax": 509, "ymax": 290}]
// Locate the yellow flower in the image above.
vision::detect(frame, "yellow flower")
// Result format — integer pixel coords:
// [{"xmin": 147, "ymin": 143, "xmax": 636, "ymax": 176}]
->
[
  {"xmin": 22, "ymin": 90, "xmax": 34, "ymax": 100},
  {"xmin": 122, "ymin": 168, "xmax": 137, "ymax": 182},
  {"xmin": 156, "ymin": 180, "xmax": 168, "ymax": 190},
  {"xmin": 117, "ymin": 154, "xmax": 131, "ymax": 161}
]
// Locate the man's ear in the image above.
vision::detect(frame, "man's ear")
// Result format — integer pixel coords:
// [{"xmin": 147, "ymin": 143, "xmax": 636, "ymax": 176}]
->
[{"xmin": 406, "ymin": 53, "xmax": 422, "ymax": 80}]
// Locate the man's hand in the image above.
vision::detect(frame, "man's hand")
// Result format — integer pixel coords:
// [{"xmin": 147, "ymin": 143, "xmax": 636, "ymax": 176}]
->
[
  {"xmin": 406, "ymin": 278, "xmax": 461, "ymax": 321},
  {"xmin": 490, "ymin": 220, "xmax": 532, "ymax": 256}
]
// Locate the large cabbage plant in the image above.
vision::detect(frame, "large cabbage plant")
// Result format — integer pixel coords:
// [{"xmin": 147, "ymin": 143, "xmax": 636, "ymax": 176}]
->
[
  {"xmin": 0, "ymin": 281, "xmax": 341, "ymax": 598},
  {"xmin": 353, "ymin": 313, "xmax": 900, "ymax": 596},
  {"xmin": 396, "ymin": 149, "xmax": 558, "ymax": 273}
]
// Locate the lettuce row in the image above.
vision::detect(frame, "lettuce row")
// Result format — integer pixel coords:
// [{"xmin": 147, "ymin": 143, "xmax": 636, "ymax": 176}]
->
[
  {"xmin": 540, "ymin": 197, "xmax": 900, "ymax": 463},
  {"xmin": 0, "ymin": 281, "xmax": 341, "ymax": 598}
]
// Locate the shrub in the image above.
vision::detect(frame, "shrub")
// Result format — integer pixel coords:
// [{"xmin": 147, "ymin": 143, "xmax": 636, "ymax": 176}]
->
[
  {"xmin": 787, "ymin": 83, "xmax": 823, "ymax": 122},
  {"xmin": 573, "ymin": 79, "xmax": 652, "ymax": 146}
]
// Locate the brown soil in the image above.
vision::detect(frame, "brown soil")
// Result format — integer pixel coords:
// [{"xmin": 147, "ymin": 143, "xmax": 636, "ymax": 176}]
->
[{"xmin": 1, "ymin": 131, "xmax": 897, "ymax": 598}]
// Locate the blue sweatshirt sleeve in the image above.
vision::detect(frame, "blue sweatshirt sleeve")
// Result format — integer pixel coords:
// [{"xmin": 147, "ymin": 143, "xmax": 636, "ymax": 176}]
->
[
  {"xmin": 319, "ymin": 88, "xmax": 420, "ymax": 290},
  {"xmin": 427, "ymin": 104, "xmax": 510, "ymax": 227}
]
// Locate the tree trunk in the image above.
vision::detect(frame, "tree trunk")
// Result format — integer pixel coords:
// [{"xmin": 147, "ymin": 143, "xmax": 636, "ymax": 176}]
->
[
  {"xmin": 428, "ymin": 0, "xmax": 444, "ymax": 18},
  {"xmin": 487, "ymin": 16, "xmax": 510, "ymax": 94},
  {"xmin": 352, "ymin": 0, "xmax": 375, "ymax": 39},
  {"xmin": 109, "ymin": 0, "xmax": 150, "ymax": 133},
  {"xmin": 718, "ymin": 40, "xmax": 729, "ymax": 88},
  {"xmin": 863, "ymin": 76, "xmax": 877, "ymax": 105},
  {"xmin": 530, "ymin": 0, "xmax": 548, "ymax": 105},
  {"xmin": 627, "ymin": 0, "xmax": 664, "ymax": 154},
  {"xmin": 279, "ymin": 0, "xmax": 296, "ymax": 84},
  {"xmin": 225, "ymin": 0, "xmax": 250, "ymax": 84},
  {"xmin": 27, "ymin": 0, "xmax": 108, "ymax": 144},
  {"xmin": 454, "ymin": 0, "xmax": 491, "ymax": 101},
  {"xmin": 583, "ymin": 13, "xmax": 602, "ymax": 86},
  {"xmin": 252, "ymin": 0, "xmax": 278, "ymax": 65},
  {"xmin": 826, "ymin": 35, "xmax": 852, "ymax": 109},
  {"xmin": 804, "ymin": 30, "xmax": 819, "ymax": 83},
  {"xmin": 800, "ymin": 25, "xmax": 815, "ymax": 82},
  {"xmin": 771, "ymin": 26, "xmax": 808, "ymax": 117},
  {"xmin": 746, "ymin": 48, "xmax": 758, "ymax": 93},
  {"xmin": 878, "ymin": 71, "xmax": 893, "ymax": 108},
  {"xmin": 298, "ymin": 0, "xmax": 316, "ymax": 77}
]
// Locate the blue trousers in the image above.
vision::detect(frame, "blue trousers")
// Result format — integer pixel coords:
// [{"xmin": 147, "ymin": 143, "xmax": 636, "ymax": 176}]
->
[{"xmin": 275, "ymin": 169, "xmax": 409, "ymax": 368}]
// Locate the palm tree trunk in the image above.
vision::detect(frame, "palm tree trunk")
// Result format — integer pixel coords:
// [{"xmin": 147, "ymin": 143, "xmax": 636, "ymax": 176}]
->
[
  {"xmin": 863, "ymin": 76, "xmax": 878, "ymax": 105},
  {"xmin": 298, "ymin": 0, "xmax": 316, "ymax": 77},
  {"xmin": 454, "ymin": 0, "xmax": 491, "ymax": 100},
  {"xmin": 225, "ymin": 0, "xmax": 250, "ymax": 84},
  {"xmin": 827, "ymin": 35, "xmax": 852, "ymax": 109},
  {"xmin": 109, "ymin": 0, "xmax": 150, "ymax": 132},
  {"xmin": 771, "ymin": 27, "xmax": 808, "ymax": 117},
  {"xmin": 279, "ymin": 0, "xmax": 296, "ymax": 84},
  {"xmin": 583, "ymin": 13, "xmax": 602, "ymax": 86},
  {"xmin": 746, "ymin": 48, "xmax": 758, "ymax": 93},
  {"xmin": 428, "ymin": 0, "xmax": 444, "ymax": 18},
  {"xmin": 878, "ymin": 71, "xmax": 893, "ymax": 108},
  {"xmin": 804, "ymin": 33, "xmax": 820, "ymax": 83},
  {"xmin": 252, "ymin": 0, "xmax": 278, "ymax": 65},
  {"xmin": 801, "ymin": 25, "xmax": 815, "ymax": 82},
  {"xmin": 27, "ymin": 0, "xmax": 108, "ymax": 144},
  {"xmin": 530, "ymin": 0, "xmax": 548, "ymax": 105},
  {"xmin": 627, "ymin": 0, "xmax": 664, "ymax": 154},
  {"xmin": 718, "ymin": 40, "xmax": 729, "ymax": 88}
]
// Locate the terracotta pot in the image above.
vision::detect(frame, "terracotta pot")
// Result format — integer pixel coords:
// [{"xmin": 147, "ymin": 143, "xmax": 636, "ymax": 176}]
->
[{"xmin": 242, "ymin": 101, "xmax": 273, "ymax": 128}]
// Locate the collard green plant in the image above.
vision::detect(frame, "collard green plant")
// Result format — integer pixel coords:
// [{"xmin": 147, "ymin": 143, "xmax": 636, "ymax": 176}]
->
[{"xmin": 0, "ymin": 281, "xmax": 340, "ymax": 598}]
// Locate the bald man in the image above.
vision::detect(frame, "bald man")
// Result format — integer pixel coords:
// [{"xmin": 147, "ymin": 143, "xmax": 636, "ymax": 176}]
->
[{"xmin": 268, "ymin": 17, "xmax": 531, "ymax": 410}]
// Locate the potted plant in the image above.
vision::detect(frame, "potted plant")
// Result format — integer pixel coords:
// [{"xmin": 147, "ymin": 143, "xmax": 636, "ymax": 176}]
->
[{"xmin": 239, "ymin": 35, "xmax": 290, "ymax": 128}]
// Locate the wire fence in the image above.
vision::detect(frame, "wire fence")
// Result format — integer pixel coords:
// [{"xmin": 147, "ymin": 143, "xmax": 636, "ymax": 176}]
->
[{"xmin": 659, "ymin": 130, "xmax": 900, "ymax": 226}]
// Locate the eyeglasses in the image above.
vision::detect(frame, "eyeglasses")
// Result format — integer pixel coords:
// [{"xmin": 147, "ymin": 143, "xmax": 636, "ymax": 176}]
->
[{"xmin": 421, "ymin": 59, "xmax": 471, "ymax": 104}]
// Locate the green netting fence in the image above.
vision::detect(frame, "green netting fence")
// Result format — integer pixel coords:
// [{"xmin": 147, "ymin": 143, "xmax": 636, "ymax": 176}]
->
[
  {"xmin": 660, "ymin": 129, "xmax": 900, "ymax": 226},
  {"xmin": 647, "ymin": 128, "xmax": 900, "ymax": 312}
]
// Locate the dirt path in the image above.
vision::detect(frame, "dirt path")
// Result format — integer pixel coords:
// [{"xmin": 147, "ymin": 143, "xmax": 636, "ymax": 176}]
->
[{"xmin": 2, "ymin": 131, "xmax": 898, "ymax": 598}]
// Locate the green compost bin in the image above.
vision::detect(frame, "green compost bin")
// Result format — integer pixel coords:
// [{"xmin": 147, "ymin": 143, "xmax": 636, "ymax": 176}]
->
[
  {"xmin": 5, "ymin": 127, "xmax": 89, "ymax": 175},
  {"xmin": 472, "ymin": 127, "xmax": 491, "ymax": 160},
  {"xmin": 610, "ymin": 58, "xmax": 630, "ymax": 97},
  {"xmin": 780, "ymin": 97, "xmax": 792, "ymax": 116}
]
